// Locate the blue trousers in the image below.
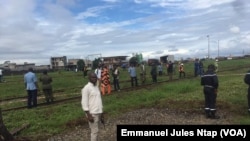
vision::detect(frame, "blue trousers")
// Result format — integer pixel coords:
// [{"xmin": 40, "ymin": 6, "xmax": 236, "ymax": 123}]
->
[{"xmin": 27, "ymin": 89, "xmax": 38, "ymax": 108}]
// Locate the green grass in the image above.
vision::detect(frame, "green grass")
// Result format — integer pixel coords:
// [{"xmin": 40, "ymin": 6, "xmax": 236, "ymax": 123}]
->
[{"xmin": 1, "ymin": 58, "xmax": 250, "ymax": 140}]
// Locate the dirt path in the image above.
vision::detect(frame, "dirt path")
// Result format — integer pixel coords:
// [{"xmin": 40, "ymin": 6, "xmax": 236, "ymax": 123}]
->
[{"xmin": 46, "ymin": 107, "xmax": 233, "ymax": 141}]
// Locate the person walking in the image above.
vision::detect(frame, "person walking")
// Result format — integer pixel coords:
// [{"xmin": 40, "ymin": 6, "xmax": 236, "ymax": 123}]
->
[
  {"xmin": 24, "ymin": 67, "xmax": 39, "ymax": 109},
  {"xmin": 201, "ymin": 64, "xmax": 220, "ymax": 119},
  {"xmin": 39, "ymin": 70, "xmax": 53, "ymax": 104},
  {"xmin": 179, "ymin": 63, "xmax": 185, "ymax": 79},
  {"xmin": 244, "ymin": 69, "xmax": 250, "ymax": 114},
  {"xmin": 112, "ymin": 65, "xmax": 120, "ymax": 91},
  {"xmin": 128, "ymin": 64, "xmax": 138, "ymax": 87},
  {"xmin": 81, "ymin": 72, "xmax": 104, "ymax": 141}
]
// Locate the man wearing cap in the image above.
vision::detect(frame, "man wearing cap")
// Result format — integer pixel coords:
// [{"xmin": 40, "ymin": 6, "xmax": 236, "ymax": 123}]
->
[
  {"xmin": 201, "ymin": 64, "xmax": 220, "ymax": 119},
  {"xmin": 39, "ymin": 70, "xmax": 53, "ymax": 104}
]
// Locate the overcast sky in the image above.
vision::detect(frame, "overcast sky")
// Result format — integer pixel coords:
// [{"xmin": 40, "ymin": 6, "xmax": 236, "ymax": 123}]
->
[{"xmin": 0, "ymin": 0, "xmax": 249, "ymax": 65}]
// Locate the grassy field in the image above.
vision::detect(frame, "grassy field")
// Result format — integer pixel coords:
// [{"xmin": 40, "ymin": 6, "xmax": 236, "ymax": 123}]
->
[{"xmin": 1, "ymin": 58, "xmax": 250, "ymax": 140}]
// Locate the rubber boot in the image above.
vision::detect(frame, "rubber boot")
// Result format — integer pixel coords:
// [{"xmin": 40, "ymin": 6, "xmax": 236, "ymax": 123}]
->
[
  {"xmin": 210, "ymin": 110, "xmax": 220, "ymax": 119},
  {"xmin": 205, "ymin": 110, "xmax": 211, "ymax": 118}
]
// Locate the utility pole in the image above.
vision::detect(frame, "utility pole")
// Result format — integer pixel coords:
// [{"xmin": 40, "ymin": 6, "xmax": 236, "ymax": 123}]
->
[
  {"xmin": 218, "ymin": 40, "xmax": 219, "ymax": 59},
  {"xmin": 207, "ymin": 35, "xmax": 210, "ymax": 59}
]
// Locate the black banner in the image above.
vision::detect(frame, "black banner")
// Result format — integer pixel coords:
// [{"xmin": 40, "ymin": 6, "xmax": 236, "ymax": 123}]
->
[{"xmin": 117, "ymin": 125, "xmax": 250, "ymax": 140}]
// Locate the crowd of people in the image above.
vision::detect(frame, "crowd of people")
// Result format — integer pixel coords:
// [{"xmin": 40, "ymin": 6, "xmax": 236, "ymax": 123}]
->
[
  {"xmin": 18, "ymin": 59, "xmax": 250, "ymax": 141},
  {"xmin": 21, "ymin": 59, "xmax": 217, "ymax": 110}
]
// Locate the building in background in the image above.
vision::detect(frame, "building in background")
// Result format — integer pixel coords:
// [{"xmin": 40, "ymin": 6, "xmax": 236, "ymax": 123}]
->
[
  {"xmin": 160, "ymin": 55, "xmax": 175, "ymax": 64},
  {"xmin": 50, "ymin": 56, "xmax": 67, "ymax": 70}
]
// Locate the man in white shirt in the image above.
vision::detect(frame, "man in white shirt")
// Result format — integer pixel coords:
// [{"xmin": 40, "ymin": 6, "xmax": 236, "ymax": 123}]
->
[
  {"xmin": 95, "ymin": 64, "xmax": 102, "ymax": 88},
  {"xmin": 81, "ymin": 72, "xmax": 104, "ymax": 141}
]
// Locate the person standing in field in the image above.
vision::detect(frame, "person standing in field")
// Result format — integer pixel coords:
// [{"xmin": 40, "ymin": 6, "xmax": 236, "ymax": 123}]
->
[
  {"xmin": 179, "ymin": 63, "xmax": 185, "ymax": 79},
  {"xmin": 199, "ymin": 60, "xmax": 204, "ymax": 76},
  {"xmin": 100, "ymin": 65, "xmax": 111, "ymax": 95},
  {"xmin": 128, "ymin": 64, "xmax": 138, "ymax": 87},
  {"xmin": 140, "ymin": 62, "xmax": 146, "ymax": 84},
  {"xmin": 39, "ymin": 70, "xmax": 53, "ymax": 104},
  {"xmin": 0, "ymin": 69, "xmax": 3, "ymax": 82},
  {"xmin": 167, "ymin": 61, "xmax": 174, "ymax": 81},
  {"xmin": 83, "ymin": 66, "xmax": 88, "ymax": 78},
  {"xmin": 244, "ymin": 69, "xmax": 250, "ymax": 114},
  {"xmin": 214, "ymin": 59, "xmax": 218, "ymax": 73},
  {"xmin": 112, "ymin": 64, "xmax": 120, "ymax": 91},
  {"xmin": 94, "ymin": 64, "xmax": 102, "ymax": 89},
  {"xmin": 158, "ymin": 63, "xmax": 163, "ymax": 76},
  {"xmin": 201, "ymin": 64, "xmax": 220, "ymax": 119},
  {"xmin": 24, "ymin": 67, "xmax": 39, "ymax": 109},
  {"xmin": 150, "ymin": 63, "xmax": 157, "ymax": 83},
  {"xmin": 194, "ymin": 59, "xmax": 199, "ymax": 77},
  {"xmin": 81, "ymin": 72, "xmax": 104, "ymax": 141}
]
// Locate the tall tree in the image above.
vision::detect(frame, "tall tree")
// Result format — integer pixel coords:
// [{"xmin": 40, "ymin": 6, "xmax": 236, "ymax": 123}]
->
[
  {"xmin": 92, "ymin": 58, "xmax": 102, "ymax": 69},
  {"xmin": 129, "ymin": 57, "xmax": 138, "ymax": 66},
  {"xmin": 77, "ymin": 59, "xmax": 85, "ymax": 71}
]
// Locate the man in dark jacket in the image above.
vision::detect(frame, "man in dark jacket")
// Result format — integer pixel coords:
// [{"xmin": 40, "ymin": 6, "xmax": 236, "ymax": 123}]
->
[
  {"xmin": 150, "ymin": 63, "xmax": 157, "ymax": 83},
  {"xmin": 201, "ymin": 64, "xmax": 220, "ymax": 119},
  {"xmin": 39, "ymin": 70, "xmax": 53, "ymax": 104},
  {"xmin": 244, "ymin": 70, "xmax": 250, "ymax": 114}
]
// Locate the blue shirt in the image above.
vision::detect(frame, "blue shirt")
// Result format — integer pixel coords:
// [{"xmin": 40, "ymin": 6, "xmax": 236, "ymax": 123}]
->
[
  {"xmin": 24, "ymin": 71, "xmax": 38, "ymax": 90},
  {"xmin": 128, "ymin": 66, "xmax": 137, "ymax": 77}
]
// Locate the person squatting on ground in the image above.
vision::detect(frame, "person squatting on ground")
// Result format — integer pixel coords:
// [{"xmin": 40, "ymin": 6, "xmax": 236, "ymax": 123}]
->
[
  {"xmin": 39, "ymin": 70, "xmax": 54, "ymax": 104},
  {"xmin": 81, "ymin": 72, "xmax": 104, "ymax": 141},
  {"xmin": 112, "ymin": 65, "xmax": 120, "ymax": 91},
  {"xmin": 101, "ymin": 65, "xmax": 111, "ymax": 95},
  {"xmin": 150, "ymin": 63, "xmax": 157, "ymax": 83},
  {"xmin": 140, "ymin": 62, "xmax": 146, "ymax": 84},
  {"xmin": 179, "ymin": 63, "xmax": 185, "ymax": 79},
  {"xmin": 24, "ymin": 67, "xmax": 39, "ymax": 109},
  {"xmin": 244, "ymin": 69, "xmax": 250, "ymax": 114},
  {"xmin": 128, "ymin": 64, "xmax": 138, "ymax": 87},
  {"xmin": 201, "ymin": 64, "xmax": 220, "ymax": 119}
]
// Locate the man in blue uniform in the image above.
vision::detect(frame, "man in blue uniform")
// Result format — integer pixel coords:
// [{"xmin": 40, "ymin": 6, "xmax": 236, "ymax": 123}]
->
[{"xmin": 201, "ymin": 64, "xmax": 220, "ymax": 119}]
